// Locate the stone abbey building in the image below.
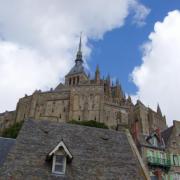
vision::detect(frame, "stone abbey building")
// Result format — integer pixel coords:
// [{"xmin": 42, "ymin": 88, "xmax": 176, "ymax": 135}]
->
[{"xmin": 0, "ymin": 37, "xmax": 167, "ymax": 135}]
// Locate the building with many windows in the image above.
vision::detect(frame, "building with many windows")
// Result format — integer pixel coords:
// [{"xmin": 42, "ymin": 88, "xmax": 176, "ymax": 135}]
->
[{"xmin": 0, "ymin": 37, "xmax": 167, "ymax": 135}]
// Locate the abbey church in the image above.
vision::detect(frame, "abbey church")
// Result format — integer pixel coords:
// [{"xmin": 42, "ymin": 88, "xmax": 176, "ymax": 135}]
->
[{"xmin": 0, "ymin": 37, "xmax": 167, "ymax": 135}]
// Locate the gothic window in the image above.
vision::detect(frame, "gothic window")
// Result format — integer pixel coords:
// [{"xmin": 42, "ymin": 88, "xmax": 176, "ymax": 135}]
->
[
  {"xmin": 73, "ymin": 77, "xmax": 75, "ymax": 85},
  {"xmin": 69, "ymin": 78, "xmax": 71, "ymax": 85},
  {"xmin": 94, "ymin": 116, "xmax": 96, "ymax": 121},
  {"xmin": 77, "ymin": 76, "xmax": 79, "ymax": 84},
  {"xmin": 78, "ymin": 116, "xmax": 80, "ymax": 120},
  {"xmin": 60, "ymin": 114, "xmax": 61, "ymax": 119},
  {"xmin": 63, "ymin": 107, "xmax": 66, "ymax": 112}
]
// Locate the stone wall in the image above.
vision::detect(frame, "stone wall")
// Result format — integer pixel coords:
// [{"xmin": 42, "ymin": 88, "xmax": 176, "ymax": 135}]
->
[
  {"xmin": 148, "ymin": 109, "xmax": 167, "ymax": 132},
  {"xmin": 134, "ymin": 101, "xmax": 150, "ymax": 135},
  {"xmin": 69, "ymin": 85, "xmax": 104, "ymax": 122},
  {"xmin": 0, "ymin": 111, "xmax": 16, "ymax": 135}
]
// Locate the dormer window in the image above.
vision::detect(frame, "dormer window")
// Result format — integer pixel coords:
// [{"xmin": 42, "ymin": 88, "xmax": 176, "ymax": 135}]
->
[
  {"xmin": 52, "ymin": 154, "xmax": 66, "ymax": 175},
  {"xmin": 46, "ymin": 140, "xmax": 73, "ymax": 176},
  {"xmin": 149, "ymin": 136, "xmax": 158, "ymax": 147}
]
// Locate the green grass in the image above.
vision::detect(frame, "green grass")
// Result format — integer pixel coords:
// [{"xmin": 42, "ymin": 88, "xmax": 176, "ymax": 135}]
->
[
  {"xmin": 68, "ymin": 120, "xmax": 108, "ymax": 129},
  {"xmin": 2, "ymin": 121, "xmax": 24, "ymax": 139}
]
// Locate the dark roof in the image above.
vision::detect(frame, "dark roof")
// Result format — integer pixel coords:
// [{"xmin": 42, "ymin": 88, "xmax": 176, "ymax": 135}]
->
[
  {"xmin": 0, "ymin": 137, "xmax": 15, "ymax": 167},
  {"xmin": 0, "ymin": 119, "xmax": 145, "ymax": 179},
  {"xmin": 66, "ymin": 61, "xmax": 86, "ymax": 76},
  {"xmin": 162, "ymin": 126, "xmax": 173, "ymax": 146}
]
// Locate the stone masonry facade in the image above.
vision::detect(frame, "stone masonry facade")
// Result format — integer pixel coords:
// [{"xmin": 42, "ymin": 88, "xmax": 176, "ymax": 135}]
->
[{"xmin": 0, "ymin": 37, "xmax": 167, "ymax": 135}]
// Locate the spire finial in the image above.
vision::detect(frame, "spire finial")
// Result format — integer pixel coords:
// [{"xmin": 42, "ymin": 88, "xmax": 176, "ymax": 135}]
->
[
  {"xmin": 79, "ymin": 32, "xmax": 82, "ymax": 52},
  {"xmin": 76, "ymin": 32, "xmax": 83, "ymax": 63}
]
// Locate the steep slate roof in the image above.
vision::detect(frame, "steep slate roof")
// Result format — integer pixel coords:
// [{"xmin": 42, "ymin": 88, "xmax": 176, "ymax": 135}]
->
[
  {"xmin": 162, "ymin": 126, "xmax": 173, "ymax": 146},
  {"xmin": 66, "ymin": 61, "xmax": 86, "ymax": 76},
  {"xmin": 0, "ymin": 137, "xmax": 15, "ymax": 167},
  {"xmin": 0, "ymin": 119, "xmax": 146, "ymax": 180}
]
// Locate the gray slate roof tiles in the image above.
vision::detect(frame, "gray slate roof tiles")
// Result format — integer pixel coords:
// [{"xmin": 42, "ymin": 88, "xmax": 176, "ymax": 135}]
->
[
  {"xmin": 0, "ymin": 119, "xmax": 145, "ymax": 180},
  {"xmin": 0, "ymin": 137, "xmax": 15, "ymax": 167}
]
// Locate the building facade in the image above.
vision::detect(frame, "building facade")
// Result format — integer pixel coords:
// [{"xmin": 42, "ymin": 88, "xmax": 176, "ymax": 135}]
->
[{"xmin": 0, "ymin": 38, "xmax": 167, "ymax": 134}]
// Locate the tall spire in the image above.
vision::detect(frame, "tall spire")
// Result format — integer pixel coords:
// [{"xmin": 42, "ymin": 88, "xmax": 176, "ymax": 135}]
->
[
  {"xmin": 76, "ymin": 33, "xmax": 83, "ymax": 63},
  {"xmin": 157, "ymin": 104, "xmax": 162, "ymax": 116},
  {"xmin": 79, "ymin": 33, "xmax": 82, "ymax": 52}
]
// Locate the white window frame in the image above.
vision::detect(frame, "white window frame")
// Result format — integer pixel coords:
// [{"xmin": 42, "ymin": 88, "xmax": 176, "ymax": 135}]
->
[
  {"xmin": 173, "ymin": 155, "xmax": 179, "ymax": 166},
  {"xmin": 52, "ymin": 154, "xmax": 66, "ymax": 175}
]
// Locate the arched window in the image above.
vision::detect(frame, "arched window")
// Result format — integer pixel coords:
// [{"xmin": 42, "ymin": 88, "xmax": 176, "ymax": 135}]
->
[
  {"xmin": 77, "ymin": 76, "xmax": 80, "ymax": 84},
  {"xmin": 73, "ymin": 77, "xmax": 75, "ymax": 85},
  {"xmin": 69, "ymin": 78, "xmax": 71, "ymax": 85}
]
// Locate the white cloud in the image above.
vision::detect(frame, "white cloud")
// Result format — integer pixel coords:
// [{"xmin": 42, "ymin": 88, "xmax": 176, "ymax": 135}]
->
[
  {"xmin": 0, "ymin": 0, "xmax": 149, "ymax": 112},
  {"xmin": 131, "ymin": 1, "xmax": 151, "ymax": 26},
  {"xmin": 132, "ymin": 10, "xmax": 180, "ymax": 125}
]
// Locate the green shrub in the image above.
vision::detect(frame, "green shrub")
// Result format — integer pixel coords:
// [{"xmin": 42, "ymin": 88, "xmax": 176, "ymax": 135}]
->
[
  {"xmin": 2, "ymin": 121, "xmax": 24, "ymax": 139},
  {"xmin": 68, "ymin": 120, "xmax": 108, "ymax": 129}
]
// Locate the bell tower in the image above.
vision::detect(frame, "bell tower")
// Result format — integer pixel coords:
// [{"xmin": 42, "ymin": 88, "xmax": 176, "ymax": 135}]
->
[{"xmin": 65, "ymin": 35, "xmax": 88, "ymax": 86}]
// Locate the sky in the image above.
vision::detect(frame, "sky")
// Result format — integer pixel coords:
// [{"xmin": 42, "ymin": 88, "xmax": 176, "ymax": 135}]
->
[{"xmin": 0, "ymin": 0, "xmax": 180, "ymax": 125}]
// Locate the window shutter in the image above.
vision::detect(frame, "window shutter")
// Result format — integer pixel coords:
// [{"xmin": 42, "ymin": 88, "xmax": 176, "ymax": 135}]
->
[
  {"xmin": 169, "ymin": 174, "xmax": 173, "ymax": 180},
  {"xmin": 147, "ymin": 150, "xmax": 153, "ymax": 157},
  {"xmin": 170, "ymin": 154, "xmax": 174, "ymax": 165},
  {"xmin": 178, "ymin": 155, "xmax": 180, "ymax": 166}
]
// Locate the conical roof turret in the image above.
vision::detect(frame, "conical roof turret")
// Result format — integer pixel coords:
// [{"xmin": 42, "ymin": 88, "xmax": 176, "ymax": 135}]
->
[
  {"xmin": 76, "ymin": 33, "xmax": 83, "ymax": 63},
  {"xmin": 157, "ymin": 104, "xmax": 162, "ymax": 116}
]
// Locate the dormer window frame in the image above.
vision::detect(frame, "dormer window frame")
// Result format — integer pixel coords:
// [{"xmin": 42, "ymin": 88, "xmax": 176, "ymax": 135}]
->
[
  {"xmin": 47, "ymin": 140, "xmax": 73, "ymax": 176},
  {"xmin": 52, "ymin": 153, "xmax": 67, "ymax": 175},
  {"xmin": 151, "ymin": 136, "xmax": 158, "ymax": 147}
]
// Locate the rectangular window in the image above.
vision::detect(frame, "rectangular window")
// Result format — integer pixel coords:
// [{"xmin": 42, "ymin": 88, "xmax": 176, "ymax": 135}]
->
[
  {"xmin": 52, "ymin": 155, "xmax": 66, "ymax": 175},
  {"xmin": 173, "ymin": 155, "xmax": 179, "ymax": 166}
]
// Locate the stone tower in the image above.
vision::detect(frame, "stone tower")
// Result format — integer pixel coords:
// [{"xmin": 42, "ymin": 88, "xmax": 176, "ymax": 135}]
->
[{"xmin": 65, "ymin": 35, "xmax": 88, "ymax": 86}]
